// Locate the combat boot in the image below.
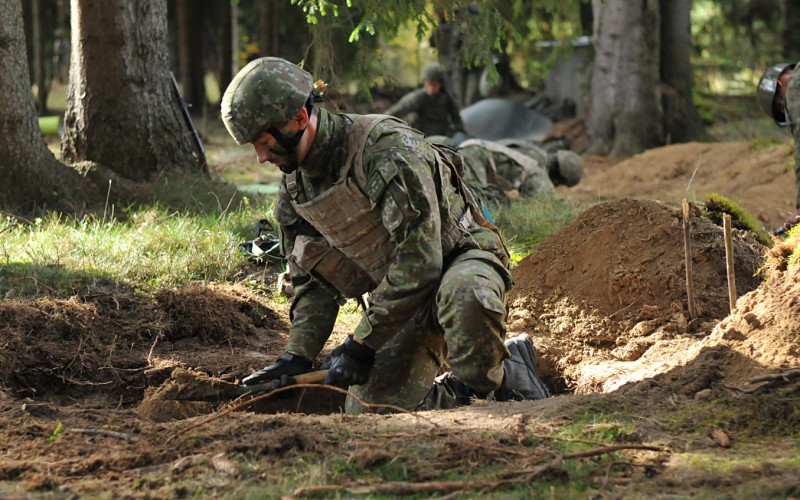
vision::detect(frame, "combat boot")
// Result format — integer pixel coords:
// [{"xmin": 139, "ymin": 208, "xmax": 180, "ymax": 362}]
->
[{"xmin": 495, "ymin": 333, "xmax": 550, "ymax": 401}]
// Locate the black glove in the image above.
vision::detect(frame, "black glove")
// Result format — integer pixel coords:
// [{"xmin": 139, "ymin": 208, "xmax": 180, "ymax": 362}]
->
[
  {"xmin": 242, "ymin": 353, "xmax": 312, "ymax": 386},
  {"xmin": 323, "ymin": 336, "xmax": 375, "ymax": 388}
]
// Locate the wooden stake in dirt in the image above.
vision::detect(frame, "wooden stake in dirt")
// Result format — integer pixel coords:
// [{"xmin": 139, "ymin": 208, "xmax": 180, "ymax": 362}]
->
[
  {"xmin": 682, "ymin": 199, "xmax": 698, "ymax": 320},
  {"xmin": 723, "ymin": 214, "xmax": 737, "ymax": 313}
]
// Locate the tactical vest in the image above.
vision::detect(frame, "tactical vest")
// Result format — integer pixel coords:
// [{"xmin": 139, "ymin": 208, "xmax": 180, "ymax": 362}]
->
[{"xmin": 284, "ymin": 114, "xmax": 481, "ymax": 298}]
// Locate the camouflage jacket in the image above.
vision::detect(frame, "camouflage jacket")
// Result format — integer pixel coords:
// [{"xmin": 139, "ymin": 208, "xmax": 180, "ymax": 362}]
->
[
  {"xmin": 458, "ymin": 139, "xmax": 554, "ymax": 204},
  {"xmin": 384, "ymin": 88, "xmax": 464, "ymax": 137},
  {"xmin": 274, "ymin": 108, "xmax": 508, "ymax": 359},
  {"xmin": 787, "ymin": 66, "xmax": 800, "ymax": 207}
]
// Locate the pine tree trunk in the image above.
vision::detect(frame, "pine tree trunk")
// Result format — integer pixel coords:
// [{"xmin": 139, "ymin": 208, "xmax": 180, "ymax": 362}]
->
[
  {"xmin": 588, "ymin": 0, "xmax": 664, "ymax": 157},
  {"xmin": 61, "ymin": 0, "xmax": 199, "ymax": 181},
  {"xmin": 0, "ymin": 0, "xmax": 86, "ymax": 212},
  {"xmin": 660, "ymin": 0, "xmax": 707, "ymax": 144}
]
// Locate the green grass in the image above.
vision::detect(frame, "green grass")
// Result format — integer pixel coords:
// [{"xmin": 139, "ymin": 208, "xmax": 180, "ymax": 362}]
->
[
  {"xmin": 491, "ymin": 194, "xmax": 578, "ymax": 265},
  {"xmin": 0, "ymin": 198, "xmax": 277, "ymax": 298}
]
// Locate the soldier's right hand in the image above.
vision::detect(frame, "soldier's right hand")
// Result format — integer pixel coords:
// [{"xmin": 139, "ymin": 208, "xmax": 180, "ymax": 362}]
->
[{"xmin": 242, "ymin": 352, "xmax": 312, "ymax": 386}]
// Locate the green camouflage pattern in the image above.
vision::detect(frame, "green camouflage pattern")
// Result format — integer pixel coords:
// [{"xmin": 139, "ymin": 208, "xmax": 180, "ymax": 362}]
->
[
  {"xmin": 221, "ymin": 57, "xmax": 313, "ymax": 145},
  {"xmin": 458, "ymin": 139, "xmax": 554, "ymax": 205},
  {"xmin": 347, "ymin": 250, "xmax": 510, "ymax": 413},
  {"xmin": 274, "ymin": 107, "xmax": 512, "ymax": 413},
  {"xmin": 385, "ymin": 88, "xmax": 464, "ymax": 137},
  {"xmin": 787, "ymin": 67, "xmax": 800, "ymax": 207}
]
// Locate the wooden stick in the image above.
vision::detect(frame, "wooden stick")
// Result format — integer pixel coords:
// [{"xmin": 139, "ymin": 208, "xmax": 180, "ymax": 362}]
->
[
  {"xmin": 70, "ymin": 428, "xmax": 139, "ymax": 442},
  {"xmin": 682, "ymin": 199, "xmax": 697, "ymax": 320},
  {"xmin": 723, "ymin": 214, "xmax": 737, "ymax": 313}
]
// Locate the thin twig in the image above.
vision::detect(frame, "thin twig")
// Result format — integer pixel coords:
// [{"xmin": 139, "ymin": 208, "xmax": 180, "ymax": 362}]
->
[
  {"xmin": 102, "ymin": 179, "xmax": 112, "ymax": 225},
  {"xmin": 70, "ymin": 428, "xmax": 139, "ymax": 442},
  {"xmin": 164, "ymin": 383, "xmax": 438, "ymax": 445}
]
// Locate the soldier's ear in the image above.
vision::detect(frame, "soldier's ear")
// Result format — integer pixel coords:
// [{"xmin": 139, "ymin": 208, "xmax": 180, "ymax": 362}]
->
[{"xmin": 294, "ymin": 107, "xmax": 310, "ymax": 129}]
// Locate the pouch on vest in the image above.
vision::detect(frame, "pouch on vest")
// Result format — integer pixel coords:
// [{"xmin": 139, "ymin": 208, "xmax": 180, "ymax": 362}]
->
[{"xmin": 290, "ymin": 235, "xmax": 375, "ymax": 298}]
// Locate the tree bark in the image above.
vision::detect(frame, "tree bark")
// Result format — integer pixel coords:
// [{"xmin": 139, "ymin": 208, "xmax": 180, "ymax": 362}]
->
[
  {"xmin": 588, "ymin": 0, "xmax": 664, "ymax": 157},
  {"xmin": 660, "ymin": 0, "xmax": 707, "ymax": 144},
  {"xmin": 0, "ymin": 0, "xmax": 87, "ymax": 212},
  {"xmin": 219, "ymin": 0, "xmax": 233, "ymax": 94},
  {"xmin": 61, "ymin": 0, "xmax": 199, "ymax": 181},
  {"xmin": 785, "ymin": 0, "xmax": 800, "ymax": 62}
]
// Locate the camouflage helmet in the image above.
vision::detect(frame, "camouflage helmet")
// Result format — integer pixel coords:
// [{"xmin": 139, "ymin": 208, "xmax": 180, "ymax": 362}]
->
[
  {"xmin": 555, "ymin": 150, "xmax": 583, "ymax": 187},
  {"xmin": 221, "ymin": 57, "xmax": 313, "ymax": 145},
  {"xmin": 756, "ymin": 63, "xmax": 794, "ymax": 127},
  {"xmin": 421, "ymin": 62, "xmax": 445, "ymax": 83}
]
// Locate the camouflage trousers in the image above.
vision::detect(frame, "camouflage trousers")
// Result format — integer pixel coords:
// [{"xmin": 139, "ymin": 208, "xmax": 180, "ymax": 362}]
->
[
  {"xmin": 345, "ymin": 249, "xmax": 513, "ymax": 414},
  {"xmin": 788, "ymin": 69, "xmax": 800, "ymax": 207}
]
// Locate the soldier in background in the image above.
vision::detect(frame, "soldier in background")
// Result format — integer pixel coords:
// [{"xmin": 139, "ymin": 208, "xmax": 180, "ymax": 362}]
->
[
  {"xmin": 427, "ymin": 135, "xmax": 584, "ymax": 206},
  {"xmin": 757, "ymin": 62, "xmax": 800, "ymax": 232},
  {"xmin": 384, "ymin": 62, "xmax": 465, "ymax": 138},
  {"xmin": 220, "ymin": 57, "xmax": 550, "ymax": 413}
]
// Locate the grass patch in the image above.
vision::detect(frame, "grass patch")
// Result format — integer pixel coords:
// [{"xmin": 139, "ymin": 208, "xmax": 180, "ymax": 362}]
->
[
  {"xmin": 704, "ymin": 192, "xmax": 773, "ymax": 246},
  {"xmin": 0, "ymin": 200, "xmax": 276, "ymax": 298},
  {"xmin": 490, "ymin": 195, "xmax": 578, "ymax": 265}
]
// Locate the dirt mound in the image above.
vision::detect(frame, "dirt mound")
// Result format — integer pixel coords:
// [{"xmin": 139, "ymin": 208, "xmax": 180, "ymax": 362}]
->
[
  {"xmin": 568, "ymin": 141, "xmax": 796, "ymax": 230},
  {"xmin": 0, "ymin": 283, "xmax": 289, "ymax": 404},
  {"xmin": 507, "ymin": 198, "xmax": 768, "ymax": 393}
]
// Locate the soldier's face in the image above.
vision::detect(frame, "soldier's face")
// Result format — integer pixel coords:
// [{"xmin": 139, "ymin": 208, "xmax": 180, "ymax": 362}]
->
[
  {"xmin": 424, "ymin": 80, "xmax": 442, "ymax": 96},
  {"xmin": 253, "ymin": 129, "xmax": 294, "ymax": 169}
]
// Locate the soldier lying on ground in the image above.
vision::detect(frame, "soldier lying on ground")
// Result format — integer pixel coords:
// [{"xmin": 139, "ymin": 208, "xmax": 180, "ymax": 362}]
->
[
  {"xmin": 221, "ymin": 57, "xmax": 550, "ymax": 413},
  {"xmin": 427, "ymin": 135, "xmax": 584, "ymax": 206}
]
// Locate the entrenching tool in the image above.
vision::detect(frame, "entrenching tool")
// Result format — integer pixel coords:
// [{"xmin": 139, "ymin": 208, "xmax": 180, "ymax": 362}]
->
[{"xmin": 158, "ymin": 369, "xmax": 330, "ymax": 403}]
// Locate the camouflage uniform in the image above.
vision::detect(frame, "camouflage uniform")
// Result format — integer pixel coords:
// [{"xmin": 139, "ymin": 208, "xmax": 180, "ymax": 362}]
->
[
  {"xmin": 787, "ymin": 68, "xmax": 800, "ymax": 208},
  {"xmin": 384, "ymin": 88, "xmax": 464, "ymax": 138},
  {"xmin": 274, "ymin": 107, "xmax": 514, "ymax": 413},
  {"xmin": 458, "ymin": 139, "xmax": 555, "ymax": 205}
]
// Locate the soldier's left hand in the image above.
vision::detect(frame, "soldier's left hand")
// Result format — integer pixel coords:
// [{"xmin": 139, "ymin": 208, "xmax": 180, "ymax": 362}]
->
[{"xmin": 323, "ymin": 336, "xmax": 375, "ymax": 388}]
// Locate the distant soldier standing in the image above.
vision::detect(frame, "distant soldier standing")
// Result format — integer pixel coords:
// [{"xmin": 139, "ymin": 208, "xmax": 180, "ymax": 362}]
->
[
  {"xmin": 757, "ymin": 62, "xmax": 800, "ymax": 231},
  {"xmin": 385, "ymin": 62, "xmax": 466, "ymax": 138},
  {"xmin": 220, "ymin": 57, "xmax": 549, "ymax": 413}
]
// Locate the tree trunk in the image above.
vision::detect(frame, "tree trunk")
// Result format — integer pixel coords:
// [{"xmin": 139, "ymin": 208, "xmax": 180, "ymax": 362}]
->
[
  {"xmin": 61, "ymin": 0, "xmax": 199, "ymax": 181},
  {"xmin": 660, "ymin": 0, "xmax": 707, "ymax": 144},
  {"xmin": 785, "ymin": 0, "xmax": 800, "ymax": 62},
  {"xmin": 588, "ymin": 0, "xmax": 664, "ymax": 157},
  {"xmin": 0, "ymin": 0, "xmax": 87, "ymax": 212},
  {"xmin": 219, "ymin": 0, "xmax": 233, "ymax": 94}
]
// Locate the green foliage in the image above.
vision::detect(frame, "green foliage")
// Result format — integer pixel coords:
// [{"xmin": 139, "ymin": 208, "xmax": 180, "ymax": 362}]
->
[
  {"xmin": 693, "ymin": 90, "xmax": 716, "ymax": 126},
  {"xmin": 703, "ymin": 192, "xmax": 773, "ymax": 246}
]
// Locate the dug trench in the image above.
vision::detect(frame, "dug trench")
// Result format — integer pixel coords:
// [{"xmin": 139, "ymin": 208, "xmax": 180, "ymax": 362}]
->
[{"xmin": 1, "ymin": 198, "xmax": 799, "ymax": 496}]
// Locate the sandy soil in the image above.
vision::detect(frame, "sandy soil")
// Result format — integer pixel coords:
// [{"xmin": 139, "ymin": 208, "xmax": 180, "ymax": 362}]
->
[{"xmin": 2, "ymin": 124, "xmax": 799, "ymax": 498}]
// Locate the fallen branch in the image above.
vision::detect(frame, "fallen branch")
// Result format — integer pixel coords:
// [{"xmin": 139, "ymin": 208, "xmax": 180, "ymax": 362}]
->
[
  {"xmin": 294, "ymin": 456, "xmax": 561, "ymax": 497},
  {"xmin": 563, "ymin": 444, "xmax": 666, "ymax": 459},
  {"xmin": 748, "ymin": 369, "xmax": 800, "ymax": 384},
  {"xmin": 723, "ymin": 214, "xmax": 737, "ymax": 313},
  {"xmin": 70, "ymin": 428, "xmax": 139, "ymax": 442}
]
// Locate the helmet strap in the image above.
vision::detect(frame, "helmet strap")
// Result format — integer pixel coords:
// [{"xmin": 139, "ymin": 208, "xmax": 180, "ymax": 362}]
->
[{"xmin": 266, "ymin": 126, "xmax": 305, "ymax": 173}]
